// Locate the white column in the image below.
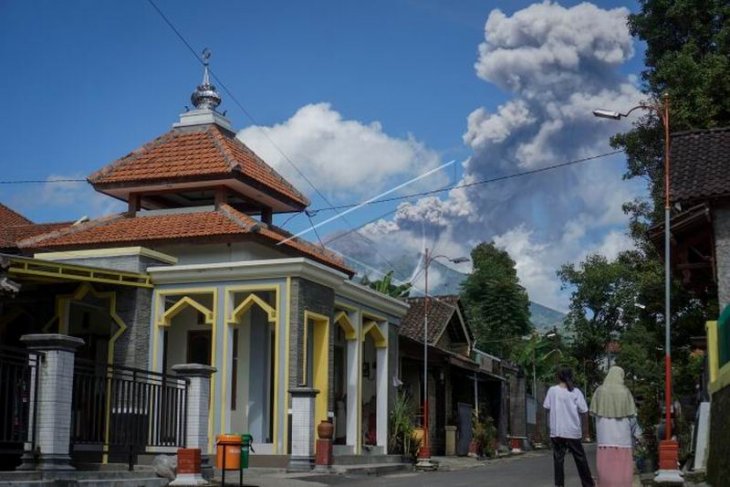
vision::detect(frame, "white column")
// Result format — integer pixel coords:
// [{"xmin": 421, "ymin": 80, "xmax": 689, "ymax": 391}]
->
[
  {"xmin": 173, "ymin": 364, "xmax": 216, "ymax": 452},
  {"xmin": 288, "ymin": 387, "xmax": 319, "ymax": 471},
  {"xmin": 345, "ymin": 312, "xmax": 359, "ymax": 450},
  {"xmin": 173, "ymin": 364, "xmax": 216, "ymax": 481},
  {"xmin": 376, "ymin": 346, "xmax": 388, "ymax": 452},
  {"xmin": 20, "ymin": 334, "xmax": 84, "ymax": 471}
]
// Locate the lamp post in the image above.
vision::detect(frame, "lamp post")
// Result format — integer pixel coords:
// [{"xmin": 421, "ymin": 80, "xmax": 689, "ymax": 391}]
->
[
  {"xmin": 416, "ymin": 248, "xmax": 469, "ymax": 469},
  {"xmin": 593, "ymin": 93, "xmax": 682, "ymax": 483}
]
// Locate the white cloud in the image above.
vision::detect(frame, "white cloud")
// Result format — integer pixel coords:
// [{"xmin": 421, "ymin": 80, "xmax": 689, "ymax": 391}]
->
[{"xmin": 237, "ymin": 103, "xmax": 446, "ymax": 200}]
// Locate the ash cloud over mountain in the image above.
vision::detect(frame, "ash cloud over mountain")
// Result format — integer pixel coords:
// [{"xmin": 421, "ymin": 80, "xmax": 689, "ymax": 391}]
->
[{"xmin": 337, "ymin": 2, "xmax": 646, "ymax": 309}]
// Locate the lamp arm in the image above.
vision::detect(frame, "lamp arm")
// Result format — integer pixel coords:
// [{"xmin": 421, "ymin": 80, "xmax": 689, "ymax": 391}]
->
[{"xmin": 623, "ymin": 103, "xmax": 666, "ymax": 126}]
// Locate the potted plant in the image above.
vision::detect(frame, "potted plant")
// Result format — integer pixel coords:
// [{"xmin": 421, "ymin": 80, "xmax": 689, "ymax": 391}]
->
[
  {"xmin": 388, "ymin": 392, "xmax": 419, "ymax": 462},
  {"xmin": 470, "ymin": 412, "xmax": 498, "ymax": 458}
]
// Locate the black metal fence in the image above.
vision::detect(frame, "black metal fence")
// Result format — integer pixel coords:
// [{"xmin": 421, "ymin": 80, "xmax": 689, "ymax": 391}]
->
[
  {"xmin": 71, "ymin": 359, "xmax": 188, "ymax": 467},
  {"xmin": 0, "ymin": 345, "xmax": 39, "ymax": 469}
]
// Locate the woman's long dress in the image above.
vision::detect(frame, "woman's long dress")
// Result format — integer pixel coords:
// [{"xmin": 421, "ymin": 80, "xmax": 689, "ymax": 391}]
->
[{"xmin": 595, "ymin": 416, "xmax": 634, "ymax": 487}]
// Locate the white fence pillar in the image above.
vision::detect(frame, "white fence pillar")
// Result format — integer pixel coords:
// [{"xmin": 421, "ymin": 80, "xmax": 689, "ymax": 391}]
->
[
  {"xmin": 20, "ymin": 334, "xmax": 84, "ymax": 471},
  {"xmin": 172, "ymin": 364, "xmax": 216, "ymax": 479},
  {"xmin": 288, "ymin": 387, "xmax": 319, "ymax": 471},
  {"xmin": 173, "ymin": 363, "xmax": 216, "ymax": 479}
]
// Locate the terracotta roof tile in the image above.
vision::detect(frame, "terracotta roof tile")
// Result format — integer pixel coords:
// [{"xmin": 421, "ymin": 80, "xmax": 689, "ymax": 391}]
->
[
  {"xmin": 0, "ymin": 203, "xmax": 32, "ymax": 227},
  {"xmin": 671, "ymin": 127, "xmax": 730, "ymax": 204},
  {"xmin": 19, "ymin": 205, "xmax": 351, "ymax": 275},
  {"xmin": 0, "ymin": 205, "xmax": 71, "ymax": 250},
  {"xmin": 400, "ymin": 295, "xmax": 461, "ymax": 344},
  {"xmin": 88, "ymin": 125, "xmax": 309, "ymax": 208}
]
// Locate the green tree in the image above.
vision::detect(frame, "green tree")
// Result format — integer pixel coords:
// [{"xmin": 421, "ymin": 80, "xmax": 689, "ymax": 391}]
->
[
  {"xmin": 511, "ymin": 332, "xmax": 568, "ymax": 392},
  {"xmin": 361, "ymin": 271, "xmax": 412, "ymax": 299},
  {"xmin": 558, "ymin": 253, "xmax": 642, "ymax": 393},
  {"xmin": 613, "ymin": 0, "xmax": 730, "ymax": 232},
  {"xmin": 559, "ymin": 249, "xmax": 712, "ymax": 403},
  {"xmin": 460, "ymin": 242, "xmax": 532, "ymax": 356}
]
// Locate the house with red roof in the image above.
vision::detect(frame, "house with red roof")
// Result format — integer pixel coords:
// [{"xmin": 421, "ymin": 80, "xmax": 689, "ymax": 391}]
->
[{"xmin": 0, "ymin": 62, "xmax": 407, "ymax": 469}]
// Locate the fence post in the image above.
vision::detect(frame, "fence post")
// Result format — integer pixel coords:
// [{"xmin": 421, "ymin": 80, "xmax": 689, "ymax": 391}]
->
[
  {"xmin": 288, "ymin": 387, "xmax": 319, "ymax": 472},
  {"xmin": 172, "ymin": 364, "xmax": 216, "ymax": 479},
  {"xmin": 20, "ymin": 333, "xmax": 84, "ymax": 471}
]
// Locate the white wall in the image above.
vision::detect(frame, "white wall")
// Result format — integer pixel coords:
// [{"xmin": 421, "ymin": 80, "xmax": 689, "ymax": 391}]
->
[
  {"xmin": 230, "ymin": 313, "xmax": 251, "ymax": 434},
  {"xmin": 166, "ymin": 307, "xmax": 212, "ymax": 372}
]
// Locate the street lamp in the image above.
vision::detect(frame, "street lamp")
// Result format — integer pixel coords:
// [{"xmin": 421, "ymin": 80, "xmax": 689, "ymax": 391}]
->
[
  {"xmin": 593, "ymin": 93, "xmax": 682, "ymax": 482},
  {"xmin": 416, "ymin": 248, "xmax": 469, "ymax": 469}
]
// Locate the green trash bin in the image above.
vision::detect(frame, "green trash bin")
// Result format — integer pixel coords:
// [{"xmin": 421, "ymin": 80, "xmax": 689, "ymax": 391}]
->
[{"xmin": 241, "ymin": 434, "xmax": 254, "ymax": 469}]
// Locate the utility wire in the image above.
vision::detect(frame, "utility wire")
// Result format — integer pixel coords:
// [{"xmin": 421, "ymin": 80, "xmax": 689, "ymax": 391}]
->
[
  {"xmin": 279, "ymin": 211, "xmax": 302, "ymax": 228},
  {"xmin": 0, "ymin": 179, "xmax": 86, "ymax": 185},
  {"xmin": 310, "ymin": 150, "xmax": 623, "ymax": 213},
  {"xmin": 306, "ymin": 212, "xmax": 326, "ymax": 249},
  {"xmin": 322, "ymin": 150, "xmax": 622, "ymax": 246}
]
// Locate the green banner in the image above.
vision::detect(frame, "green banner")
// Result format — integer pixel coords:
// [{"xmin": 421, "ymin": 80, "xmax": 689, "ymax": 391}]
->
[{"xmin": 718, "ymin": 305, "xmax": 730, "ymax": 367}]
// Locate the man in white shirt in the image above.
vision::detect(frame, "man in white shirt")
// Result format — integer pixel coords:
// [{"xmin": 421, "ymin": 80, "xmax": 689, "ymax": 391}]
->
[{"xmin": 543, "ymin": 368, "xmax": 595, "ymax": 487}]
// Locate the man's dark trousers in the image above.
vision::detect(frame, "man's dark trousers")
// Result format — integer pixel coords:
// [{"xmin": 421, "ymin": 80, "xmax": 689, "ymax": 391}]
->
[{"xmin": 550, "ymin": 437, "xmax": 594, "ymax": 487}]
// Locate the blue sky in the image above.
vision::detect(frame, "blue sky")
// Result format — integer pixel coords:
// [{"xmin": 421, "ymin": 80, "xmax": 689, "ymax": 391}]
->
[{"xmin": 0, "ymin": 0, "xmax": 646, "ymax": 309}]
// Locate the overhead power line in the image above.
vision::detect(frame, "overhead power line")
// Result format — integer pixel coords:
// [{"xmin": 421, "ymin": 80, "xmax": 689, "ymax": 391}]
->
[
  {"xmin": 321, "ymin": 149, "xmax": 623, "ymax": 246},
  {"xmin": 0, "ymin": 179, "xmax": 86, "ymax": 185},
  {"xmin": 310, "ymin": 149, "xmax": 623, "ymax": 214}
]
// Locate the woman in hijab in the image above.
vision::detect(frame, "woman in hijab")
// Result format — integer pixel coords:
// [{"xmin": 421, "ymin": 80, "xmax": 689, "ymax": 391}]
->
[{"xmin": 590, "ymin": 366, "xmax": 639, "ymax": 487}]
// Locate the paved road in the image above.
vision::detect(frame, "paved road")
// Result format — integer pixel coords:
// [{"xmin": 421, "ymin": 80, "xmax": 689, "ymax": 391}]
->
[{"xmin": 303, "ymin": 445, "xmax": 598, "ymax": 487}]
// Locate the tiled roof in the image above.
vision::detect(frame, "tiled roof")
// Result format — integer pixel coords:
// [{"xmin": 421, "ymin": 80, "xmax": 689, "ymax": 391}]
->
[
  {"xmin": 0, "ymin": 203, "xmax": 32, "ymax": 227},
  {"xmin": 1, "ymin": 222, "xmax": 72, "ymax": 250},
  {"xmin": 400, "ymin": 295, "xmax": 461, "ymax": 345},
  {"xmin": 88, "ymin": 124, "xmax": 309, "ymax": 208},
  {"xmin": 0, "ymin": 204, "xmax": 72, "ymax": 251},
  {"xmin": 671, "ymin": 127, "xmax": 730, "ymax": 204},
  {"xmin": 18, "ymin": 205, "xmax": 351, "ymax": 275}
]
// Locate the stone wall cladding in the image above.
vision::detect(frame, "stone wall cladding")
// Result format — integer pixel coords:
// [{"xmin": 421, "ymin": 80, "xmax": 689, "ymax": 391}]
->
[
  {"xmin": 713, "ymin": 205, "xmax": 730, "ymax": 310},
  {"xmin": 707, "ymin": 384, "xmax": 730, "ymax": 485},
  {"xmin": 114, "ymin": 286, "xmax": 153, "ymax": 369},
  {"xmin": 288, "ymin": 278, "xmax": 335, "ymax": 411}
]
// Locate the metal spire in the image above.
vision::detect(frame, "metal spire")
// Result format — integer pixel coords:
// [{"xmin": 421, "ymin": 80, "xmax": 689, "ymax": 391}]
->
[{"xmin": 191, "ymin": 48, "xmax": 221, "ymax": 111}]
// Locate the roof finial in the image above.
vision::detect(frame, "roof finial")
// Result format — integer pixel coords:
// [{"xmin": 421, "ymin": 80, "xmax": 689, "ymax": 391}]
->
[{"xmin": 191, "ymin": 48, "xmax": 221, "ymax": 111}]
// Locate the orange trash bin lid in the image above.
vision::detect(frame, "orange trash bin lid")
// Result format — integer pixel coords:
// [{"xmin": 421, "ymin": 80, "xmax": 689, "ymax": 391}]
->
[{"xmin": 216, "ymin": 434, "xmax": 242, "ymax": 445}]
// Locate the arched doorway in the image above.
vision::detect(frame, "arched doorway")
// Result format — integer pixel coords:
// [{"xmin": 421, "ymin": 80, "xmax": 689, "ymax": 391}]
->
[
  {"xmin": 332, "ymin": 310, "xmax": 357, "ymax": 448},
  {"xmin": 226, "ymin": 289, "xmax": 277, "ymax": 446},
  {"xmin": 361, "ymin": 318, "xmax": 387, "ymax": 452}
]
